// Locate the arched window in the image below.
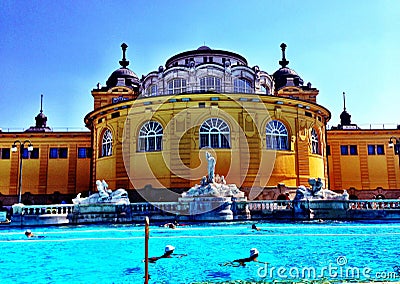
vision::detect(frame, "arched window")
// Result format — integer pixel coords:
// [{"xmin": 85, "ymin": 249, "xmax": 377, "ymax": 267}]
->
[
  {"xmin": 138, "ymin": 121, "xmax": 163, "ymax": 152},
  {"xmin": 311, "ymin": 129, "xmax": 320, "ymax": 154},
  {"xmin": 199, "ymin": 118, "xmax": 230, "ymax": 148},
  {"xmin": 200, "ymin": 76, "xmax": 221, "ymax": 92},
  {"xmin": 266, "ymin": 120, "xmax": 289, "ymax": 150},
  {"xmin": 234, "ymin": 78, "xmax": 252, "ymax": 93},
  {"xmin": 101, "ymin": 129, "xmax": 113, "ymax": 157},
  {"xmin": 168, "ymin": 78, "xmax": 187, "ymax": 94},
  {"xmin": 146, "ymin": 84, "xmax": 157, "ymax": 96}
]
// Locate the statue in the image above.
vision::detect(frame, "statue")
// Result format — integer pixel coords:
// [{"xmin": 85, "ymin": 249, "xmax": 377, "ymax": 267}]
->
[
  {"xmin": 72, "ymin": 180, "xmax": 130, "ymax": 205},
  {"xmin": 206, "ymin": 151, "xmax": 216, "ymax": 183},
  {"xmin": 293, "ymin": 178, "xmax": 349, "ymax": 201},
  {"xmin": 181, "ymin": 151, "xmax": 244, "ymax": 198}
]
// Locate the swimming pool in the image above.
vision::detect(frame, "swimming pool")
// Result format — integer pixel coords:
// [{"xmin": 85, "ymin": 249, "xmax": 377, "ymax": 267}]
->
[{"xmin": 1, "ymin": 221, "xmax": 400, "ymax": 283}]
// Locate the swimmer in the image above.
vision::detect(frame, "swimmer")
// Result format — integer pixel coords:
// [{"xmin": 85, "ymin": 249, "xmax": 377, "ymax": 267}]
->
[
  {"xmin": 148, "ymin": 245, "xmax": 186, "ymax": 263},
  {"xmin": 232, "ymin": 248, "xmax": 260, "ymax": 266},
  {"xmin": 24, "ymin": 229, "xmax": 35, "ymax": 238},
  {"xmin": 252, "ymin": 223, "xmax": 261, "ymax": 231},
  {"xmin": 163, "ymin": 222, "xmax": 176, "ymax": 229},
  {"xmin": 24, "ymin": 229, "xmax": 45, "ymax": 239}
]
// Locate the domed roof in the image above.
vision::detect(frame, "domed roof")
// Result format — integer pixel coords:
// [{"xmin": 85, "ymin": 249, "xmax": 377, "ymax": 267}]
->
[
  {"xmin": 273, "ymin": 43, "xmax": 304, "ymax": 90},
  {"xmin": 197, "ymin": 45, "xmax": 211, "ymax": 51},
  {"xmin": 106, "ymin": 67, "xmax": 139, "ymax": 88},
  {"xmin": 273, "ymin": 67, "xmax": 299, "ymax": 77},
  {"xmin": 106, "ymin": 43, "xmax": 140, "ymax": 89}
]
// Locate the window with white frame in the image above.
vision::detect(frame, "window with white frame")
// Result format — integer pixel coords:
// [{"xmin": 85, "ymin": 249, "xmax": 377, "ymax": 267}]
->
[
  {"xmin": 200, "ymin": 76, "xmax": 221, "ymax": 92},
  {"xmin": 234, "ymin": 78, "xmax": 252, "ymax": 93},
  {"xmin": 266, "ymin": 120, "xmax": 289, "ymax": 150},
  {"xmin": 138, "ymin": 121, "xmax": 163, "ymax": 152},
  {"xmin": 311, "ymin": 129, "xmax": 320, "ymax": 154},
  {"xmin": 199, "ymin": 118, "xmax": 230, "ymax": 148},
  {"xmin": 168, "ymin": 78, "xmax": 187, "ymax": 94},
  {"xmin": 146, "ymin": 84, "xmax": 157, "ymax": 96},
  {"xmin": 101, "ymin": 129, "xmax": 113, "ymax": 157}
]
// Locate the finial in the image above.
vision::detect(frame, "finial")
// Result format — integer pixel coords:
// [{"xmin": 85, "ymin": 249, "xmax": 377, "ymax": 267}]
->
[
  {"xmin": 279, "ymin": 43, "xmax": 289, "ymax": 68},
  {"xmin": 119, "ymin": 43, "xmax": 130, "ymax": 68},
  {"xmin": 40, "ymin": 94, "xmax": 43, "ymax": 113},
  {"xmin": 342, "ymin": 92, "xmax": 346, "ymax": 111}
]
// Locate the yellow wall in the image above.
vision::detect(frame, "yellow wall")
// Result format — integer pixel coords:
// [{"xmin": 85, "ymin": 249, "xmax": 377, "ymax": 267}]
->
[
  {"xmin": 86, "ymin": 90, "xmax": 330, "ymax": 193},
  {"xmin": 0, "ymin": 133, "xmax": 91, "ymax": 199},
  {"xmin": 327, "ymin": 129, "xmax": 400, "ymax": 193}
]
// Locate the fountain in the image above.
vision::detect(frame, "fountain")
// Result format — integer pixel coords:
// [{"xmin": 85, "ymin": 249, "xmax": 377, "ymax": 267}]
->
[
  {"xmin": 293, "ymin": 177, "xmax": 350, "ymax": 220},
  {"xmin": 69, "ymin": 180, "xmax": 131, "ymax": 224},
  {"xmin": 179, "ymin": 151, "xmax": 249, "ymax": 221}
]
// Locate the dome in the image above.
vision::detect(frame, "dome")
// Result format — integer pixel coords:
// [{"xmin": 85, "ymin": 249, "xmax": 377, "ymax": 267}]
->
[
  {"xmin": 105, "ymin": 43, "xmax": 140, "ymax": 89},
  {"xmin": 273, "ymin": 67, "xmax": 299, "ymax": 77},
  {"xmin": 106, "ymin": 67, "xmax": 139, "ymax": 88},
  {"xmin": 197, "ymin": 45, "xmax": 211, "ymax": 51},
  {"xmin": 273, "ymin": 67, "xmax": 304, "ymax": 89},
  {"xmin": 273, "ymin": 43, "xmax": 303, "ymax": 90}
]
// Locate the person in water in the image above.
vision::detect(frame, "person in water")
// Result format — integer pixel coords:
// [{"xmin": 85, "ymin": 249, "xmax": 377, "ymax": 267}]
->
[
  {"xmin": 163, "ymin": 222, "xmax": 176, "ymax": 229},
  {"xmin": 252, "ymin": 224, "xmax": 261, "ymax": 231},
  {"xmin": 24, "ymin": 229, "xmax": 45, "ymax": 239},
  {"xmin": 148, "ymin": 245, "xmax": 187, "ymax": 263},
  {"xmin": 233, "ymin": 248, "xmax": 259, "ymax": 266},
  {"xmin": 24, "ymin": 229, "xmax": 35, "ymax": 238}
]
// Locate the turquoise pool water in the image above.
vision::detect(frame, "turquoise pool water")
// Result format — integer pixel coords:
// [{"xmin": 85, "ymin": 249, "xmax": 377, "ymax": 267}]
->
[{"xmin": 1, "ymin": 221, "xmax": 400, "ymax": 283}]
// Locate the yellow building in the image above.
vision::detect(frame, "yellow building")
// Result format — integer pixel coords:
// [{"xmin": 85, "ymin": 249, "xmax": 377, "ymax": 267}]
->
[
  {"xmin": 327, "ymin": 105, "xmax": 400, "ymax": 199},
  {"xmin": 85, "ymin": 43, "xmax": 330, "ymax": 201},
  {"xmin": 0, "ymin": 102, "xmax": 91, "ymax": 205},
  {"xmin": 1, "ymin": 43, "xmax": 398, "ymax": 205}
]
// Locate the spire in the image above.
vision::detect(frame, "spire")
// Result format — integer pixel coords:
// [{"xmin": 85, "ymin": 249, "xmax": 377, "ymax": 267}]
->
[
  {"xmin": 25, "ymin": 94, "xmax": 51, "ymax": 132},
  {"xmin": 119, "ymin": 43, "xmax": 130, "ymax": 68},
  {"xmin": 342, "ymin": 91, "xmax": 346, "ymax": 111},
  {"xmin": 340, "ymin": 91, "xmax": 351, "ymax": 126},
  {"xmin": 279, "ymin": 43, "xmax": 289, "ymax": 68},
  {"xmin": 40, "ymin": 94, "xmax": 43, "ymax": 113}
]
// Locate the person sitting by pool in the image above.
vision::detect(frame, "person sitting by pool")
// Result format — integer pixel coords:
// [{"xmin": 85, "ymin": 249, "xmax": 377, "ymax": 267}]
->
[
  {"xmin": 148, "ymin": 245, "xmax": 186, "ymax": 263},
  {"xmin": 233, "ymin": 248, "xmax": 259, "ymax": 266},
  {"xmin": 252, "ymin": 224, "xmax": 261, "ymax": 231}
]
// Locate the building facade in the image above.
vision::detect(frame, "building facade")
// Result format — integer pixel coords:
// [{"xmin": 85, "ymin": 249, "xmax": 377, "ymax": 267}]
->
[
  {"xmin": 327, "ymin": 106, "xmax": 400, "ymax": 199},
  {"xmin": 85, "ymin": 43, "xmax": 329, "ymax": 201}
]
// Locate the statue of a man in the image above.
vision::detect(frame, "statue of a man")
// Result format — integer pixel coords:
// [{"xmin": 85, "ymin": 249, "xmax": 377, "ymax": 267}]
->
[{"xmin": 206, "ymin": 151, "xmax": 216, "ymax": 183}]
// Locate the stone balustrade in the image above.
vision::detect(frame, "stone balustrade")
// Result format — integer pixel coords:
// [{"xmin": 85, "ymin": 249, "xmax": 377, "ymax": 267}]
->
[
  {"xmin": 13, "ymin": 204, "xmax": 74, "ymax": 216},
  {"xmin": 9, "ymin": 199, "xmax": 400, "ymax": 226},
  {"xmin": 348, "ymin": 199, "xmax": 400, "ymax": 210}
]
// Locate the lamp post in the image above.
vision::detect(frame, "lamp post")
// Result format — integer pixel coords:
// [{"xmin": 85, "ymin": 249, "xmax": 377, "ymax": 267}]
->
[
  {"xmin": 388, "ymin": 137, "xmax": 400, "ymax": 166},
  {"xmin": 11, "ymin": 140, "xmax": 33, "ymax": 204}
]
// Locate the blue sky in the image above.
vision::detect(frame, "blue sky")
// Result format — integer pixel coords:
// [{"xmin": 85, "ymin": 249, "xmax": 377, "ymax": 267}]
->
[{"xmin": 0, "ymin": 0, "xmax": 399, "ymax": 130}]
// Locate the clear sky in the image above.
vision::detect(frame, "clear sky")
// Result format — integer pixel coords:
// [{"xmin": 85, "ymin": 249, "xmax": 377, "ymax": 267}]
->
[{"xmin": 1, "ymin": 0, "xmax": 399, "ymax": 130}]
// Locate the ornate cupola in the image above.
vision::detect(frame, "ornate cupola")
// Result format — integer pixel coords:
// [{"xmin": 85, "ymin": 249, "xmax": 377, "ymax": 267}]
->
[
  {"xmin": 90, "ymin": 43, "xmax": 140, "ymax": 111},
  {"xmin": 273, "ymin": 43, "xmax": 304, "ymax": 90},
  {"xmin": 25, "ymin": 94, "xmax": 52, "ymax": 132},
  {"xmin": 105, "ymin": 43, "xmax": 140, "ymax": 89}
]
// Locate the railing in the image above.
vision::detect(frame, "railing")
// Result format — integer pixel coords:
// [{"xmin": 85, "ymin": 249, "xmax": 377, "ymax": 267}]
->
[
  {"xmin": 247, "ymin": 200, "xmax": 292, "ymax": 211},
  {"xmin": 348, "ymin": 199, "xmax": 400, "ymax": 210},
  {"xmin": 19, "ymin": 204, "xmax": 74, "ymax": 215},
  {"xmin": 0, "ymin": 127, "xmax": 89, "ymax": 132},
  {"xmin": 327, "ymin": 123, "xmax": 399, "ymax": 130},
  {"xmin": 130, "ymin": 202, "xmax": 189, "ymax": 215},
  {"xmin": 14, "ymin": 199, "xmax": 400, "ymax": 219}
]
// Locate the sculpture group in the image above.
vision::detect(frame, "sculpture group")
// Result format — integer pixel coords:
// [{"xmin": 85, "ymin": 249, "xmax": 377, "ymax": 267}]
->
[
  {"xmin": 294, "ymin": 177, "xmax": 349, "ymax": 201},
  {"xmin": 72, "ymin": 180, "xmax": 130, "ymax": 205},
  {"xmin": 182, "ymin": 151, "xmax": 244, "ymax": 198}
]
